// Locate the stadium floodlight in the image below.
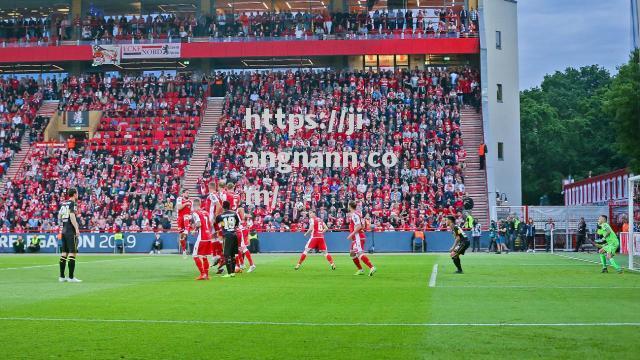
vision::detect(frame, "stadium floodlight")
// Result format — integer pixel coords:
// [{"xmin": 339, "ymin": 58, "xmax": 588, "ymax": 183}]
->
[{"xmin": 628, "ymin": 175, "xmax": 640, "ymax": 270}]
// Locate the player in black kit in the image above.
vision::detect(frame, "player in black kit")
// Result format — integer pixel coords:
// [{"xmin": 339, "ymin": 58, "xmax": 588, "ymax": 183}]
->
[
  {"xmin": 58, "ymin": 188, "xmax": 82, "ymax": 282},
  {"xmin": 447, "ymin": 215, "xmax": 470, "ymax": 274},
  {"xmin": 215, "ymin": 201, "xmax": 241, "ymax": 278}
]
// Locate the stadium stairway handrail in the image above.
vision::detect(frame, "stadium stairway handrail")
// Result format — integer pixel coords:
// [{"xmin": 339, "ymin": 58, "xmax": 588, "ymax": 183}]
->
[
  {"xmin": 0, "ymin": 31, "xmax": 478, "ymax": 49},
  {"xmin": 10, "ymin": 147, "xmax": 33, "ymax": 187},
  {"xmin": 11, "ymin": 140, "xmax": 87, "ymax": 186}
]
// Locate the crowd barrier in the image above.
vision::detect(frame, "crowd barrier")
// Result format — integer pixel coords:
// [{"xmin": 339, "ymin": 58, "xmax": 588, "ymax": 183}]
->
[{"xmin": 0, "ymin": 231, "xmax": 492, "ymax": 254}]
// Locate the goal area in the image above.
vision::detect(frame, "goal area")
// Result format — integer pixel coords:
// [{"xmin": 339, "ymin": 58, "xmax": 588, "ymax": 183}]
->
[{"xmin": 621, "ymin": 175, "xmax": 640, "ymax": 270}]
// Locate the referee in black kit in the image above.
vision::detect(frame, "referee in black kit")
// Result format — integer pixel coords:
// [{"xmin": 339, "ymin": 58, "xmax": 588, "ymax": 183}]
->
[
  {"xmin": 58, "ymin": 188, "xmax": 82, "ymax": 283},
  {"xmin": 215, "ymin": 201, "xmax": 241, "ymax": 278}
]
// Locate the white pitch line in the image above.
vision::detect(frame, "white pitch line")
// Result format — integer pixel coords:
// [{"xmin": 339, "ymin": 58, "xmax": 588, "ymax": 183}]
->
[
  {"xmin": 428, "ymin": 264, "xmax": 438, "ymax": 288},
  {"xmin": 438, "ymin": 285, "xmax": 640, "ymax": 289},
  {"xmin": 0, "ymin": 257, "xmax": 150, "ymax": 271},
  {"xmin": 555, "ymin": 253, "xmax": 640, "ymax": 273},
  {"xmin": 506, "ymin": 264, "xmax": 593, "ymax": 266},
  {"xmin": 0, "ymin": 317, "xmax": 639, "ymax": 327},
  {"xmin": 555, "ymin": 253, "xmax": 606, "ymax": 266}
]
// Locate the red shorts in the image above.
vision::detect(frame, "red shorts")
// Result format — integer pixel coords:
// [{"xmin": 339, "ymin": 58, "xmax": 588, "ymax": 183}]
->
[
  {"xmin": 193, "ymin": 240, "xmax": 213, "ymax": 256},
  {"xmin": 212, "ymin": 241, "xmax": 223, "ymax": 257},
  {"xmin": 177, "ymin": 214, "xmax": 191, "ymax": 233},
  {"xmin": 306, "ymin": 237, "xmax": 327, "ymax": 251}
]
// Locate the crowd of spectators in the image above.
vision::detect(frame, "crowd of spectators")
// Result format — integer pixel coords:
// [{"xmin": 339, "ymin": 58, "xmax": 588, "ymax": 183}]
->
[
  {"xmin": 55, "ymin": 72, "xmax": 205, "ymax": 114},
  {"xmin": 200, "ymin": 7, "xmax": 478, "ymax": 40},
  {"xmin": 0, "ymin": 65, "xmax": 479, "ymax": 233},
  {"xmin": 0, "ymin": 17, "xmax": 52, "ymax": 43},
  {"xmin": 202, "ymin": 66, "xmax": 480, "ymax": 232},
  {"xmin": 0, "ymin": 76, "xmax": 44, "ymax": 179},
  {"xmin": 0, "ymin": 74, "xmax": 203, "ymax": 232},
  {"xmin": 1, "ymin": 6, "xmax": 478, "ymax": 44},
  {"xmin": 0, "ymin": 146, "xmax": 186, "ymax": 232}
]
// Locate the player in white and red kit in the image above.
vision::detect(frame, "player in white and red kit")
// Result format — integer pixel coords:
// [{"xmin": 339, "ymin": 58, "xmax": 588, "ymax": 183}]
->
[
  {"xmin": 203, "ymin": 182, "xmax": 221, "ymax": 222},
  {"xmin": 203, "ymin": 182, "xmax": 224, "ymax": 270},
  {"xmin": 220, "ymin": 182, "xmax": 245, "ymax": 219},
  {"xmin": 190, "ymin": 199, "xmax": 213, "ymax": 280},
  {"xmin": 347, "ymin": 201, "xmax": 376, "ymax": 276},
  {"xmin": 235, "ymin": 214, "xmax": 256, "ymax": 272},
  {"xmin": 295, "ymin": 210, "xmax": 335, "ymax": 270},
  {"xmin": 211, "ymin": 221, "xmax": 225, "ymax": 273},
  {"xmin": 176, "ymin": 189, "xmax": 192, "ymax": 257},
  {"xmin": 218, "ymin": 182, "xmax": 234, "ymax": 207}
]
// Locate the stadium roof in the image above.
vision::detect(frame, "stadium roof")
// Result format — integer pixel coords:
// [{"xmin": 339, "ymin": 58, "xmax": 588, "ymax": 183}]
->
[
  {"xmin": 0, "ymin": 0, "xmax": 462, "ymax": 19},
  {"xmin": 0, "ymin": 0, "xmax": 199, "ymax": 18}
]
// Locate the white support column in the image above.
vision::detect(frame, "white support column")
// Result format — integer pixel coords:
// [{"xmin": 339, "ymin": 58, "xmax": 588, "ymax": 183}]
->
[
  {"xmin": 565, "ymin": 206, "xmax": 570, "ymax": 251},
  {"xmin": 629, "ymin": 175, "xmax": 639, "ymax": 270}
]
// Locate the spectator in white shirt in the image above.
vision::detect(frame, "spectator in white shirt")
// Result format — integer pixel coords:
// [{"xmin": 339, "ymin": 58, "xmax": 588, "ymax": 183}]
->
[
  {"xmin": 12, "ymin": 114, "xmax": 22, "ymax": 125},
  {"xmin": 472, "ymin": 221, "xmax": 482, "ymax": 252}
]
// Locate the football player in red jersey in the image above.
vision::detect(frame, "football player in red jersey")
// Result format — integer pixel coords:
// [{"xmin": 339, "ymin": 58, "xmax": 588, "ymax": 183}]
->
[
  {"xmin": 211, "ymin": 220, "xmax": 225, "ymax": 273},
  {"xmin": 236, "ymin": 214, "xmax": 256, "ymax": 272},
  {"xmin": 219, "ymin": 182, "xmax": 235, "ymax": 208},
  {"xmin": 200, "ymin": 181, "xmax": 226, "ymax": 274},
  {"xmin": 347, "ymin": 201, "xmax": 376, "ymax": 276},
  {"xmin": 295, "ymin": 210, "xmax": 335, "ymax": 270},
  {"xmin": 176, "ymin": 189, "xmax": 192, "ymax": 257},
  {"xmin": 203, "ymin": 182, "xmax": 222, "ymax": 223},
  {"xmin": 190, "ymin": 199, "xmax": 214, "ymax": 280},
  {"xmin": 221, "ymin": 182, "xmax": 245, "ymax": 219}
]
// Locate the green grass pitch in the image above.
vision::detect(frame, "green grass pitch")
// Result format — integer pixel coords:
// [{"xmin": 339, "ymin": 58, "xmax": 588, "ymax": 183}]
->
[{"xmin": 1, "ymin": 252, "xmax": 639, "ymax": 359}]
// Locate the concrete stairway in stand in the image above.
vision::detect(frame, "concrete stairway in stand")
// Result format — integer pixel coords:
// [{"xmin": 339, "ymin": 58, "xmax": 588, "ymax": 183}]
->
[
  {"xmin": 37, "ymin": 100, "xmax": 59, "ymax": 117},
  {"xmin": 181, "ymin": 97, "xmax": 224, "ymax": 193},
  {"xmin": 0, "ymin": 100, "xmax": 58, "ymax": 195},
  {"xmin": 172, "ymin": 97, "xmax": 224, "ymax": 227},
  {"xmin": 0, "ymin": 134, "xmax": 32, "ymax": 195},
  {"xmin": 460, "ymin": 107, "xmax": 489, "ymax": 228}
]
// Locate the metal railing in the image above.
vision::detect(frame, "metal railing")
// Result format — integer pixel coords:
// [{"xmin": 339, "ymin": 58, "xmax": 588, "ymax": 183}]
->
[{"xmin": 0, "ymin": 30, "xmax": 477, "ymax": 48}]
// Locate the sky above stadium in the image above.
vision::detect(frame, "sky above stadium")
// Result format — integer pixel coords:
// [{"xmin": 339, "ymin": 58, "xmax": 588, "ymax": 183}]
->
[{"xmin": 518, "ymin": 0, "xmax": 632, "ymax": 90}]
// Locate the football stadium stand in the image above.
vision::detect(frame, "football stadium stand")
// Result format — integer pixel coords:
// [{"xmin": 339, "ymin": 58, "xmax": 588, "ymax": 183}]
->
[
  {"xmin": 0, "ymin": 76, "xmax": 201, "ymax": 232},
  {"xmin": 200, "ymin": 67, "xmax": 481, "ymax": 231},
  {"xmin": 0, "ymin": 0, "xmax": 521, "ymax": 234},
  {"xmin": 0, "ymin": 77, "xmax": 44, "ymax": 182},
  {"xmin": 0, "ymin": 66, "xmax": 485, "ymax": 232}
]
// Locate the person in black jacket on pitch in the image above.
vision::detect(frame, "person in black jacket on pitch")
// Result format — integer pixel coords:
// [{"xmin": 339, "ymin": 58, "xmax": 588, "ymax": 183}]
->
[
  {"xmin": 575, "ymin": 217, "xmax": 587, "ymax": 252},
  {"xmin": 215, "ymin": 201, "xmax": 241, "ymax": 278},
  {"xmin": 525, "ymin": 219, "xmax": 536, "ymax": 252}
]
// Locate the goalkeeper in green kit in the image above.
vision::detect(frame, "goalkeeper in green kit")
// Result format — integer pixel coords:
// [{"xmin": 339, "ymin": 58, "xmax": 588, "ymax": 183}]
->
[{"xmin": 595, "ymin": 215, "xmax": 622, "ymax": 274}]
